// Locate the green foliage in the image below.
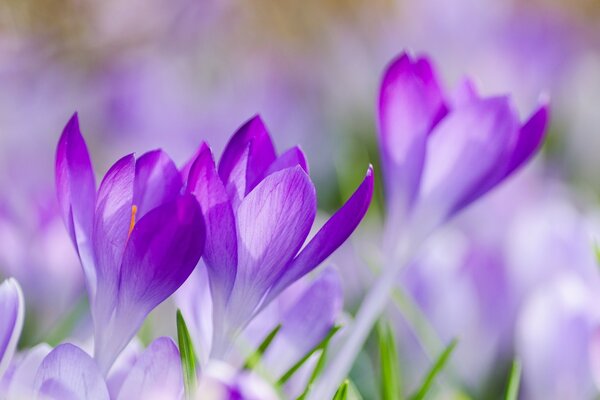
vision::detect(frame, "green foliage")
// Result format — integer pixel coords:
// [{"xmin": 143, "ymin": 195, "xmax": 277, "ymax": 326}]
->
[
  {"xmin": 176, "ymin": 310, "xmax": 198, "ymax": 400},
  {"xmin": 410, "ymin": 339, "xmax": 458, "ymax": 400},
  {"xmin": 504, "ymin": 359, "xmax": 522, "ymax": 400},
  {"xmin": 333, "ymin": 380, "xmax": 349, "ymax": 400},
  {"xmin": 378, "ymin": 320, "xmax": 402, "ymax": 400},
  {"xmin": 244, "ymin": 324, "xmax": 282, "ymax": 370}
]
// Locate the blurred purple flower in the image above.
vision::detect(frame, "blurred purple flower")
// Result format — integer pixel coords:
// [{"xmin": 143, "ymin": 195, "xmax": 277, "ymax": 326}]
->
[
  {"xmin": 184, "ymin": 115, "xmax": 372, "ymax": 358},
  {"xmin": 378, "ymin": 51, "xmax": 549, "ymax": 239},
  {"xmin": 0, "ymin": 279, "xmax": 24, "ymax": 381},
  {"xmin": 196, "ymin": 361, "xmax": 279, "ymax": 400},
  {"xmin": 55, "ymin": 114, "xmax": 205, "ymax": 374}
]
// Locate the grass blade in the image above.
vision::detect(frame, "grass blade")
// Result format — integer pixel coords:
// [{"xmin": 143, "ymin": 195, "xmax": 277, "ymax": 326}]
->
[
  {"xmin": 333, "ymin": 380, "xmax": 349, "ymax": 400},
  {"xmin": 243, "ymin": 324, "xmax": 282, "ymax": 370},
  {"xmin": 378, "ymin": 320, "xmax": 402, "ymax": 400},
  {"xmin": 176, "ymin": 309, "xmax": 198, "ymax": 399},
  {"xmin": 410, "ymin": 339, "xmax": 458, "ymax": 400},
  {"xmin": 505, "ymin": 359, "xmax": 522, "ymax": 400}
]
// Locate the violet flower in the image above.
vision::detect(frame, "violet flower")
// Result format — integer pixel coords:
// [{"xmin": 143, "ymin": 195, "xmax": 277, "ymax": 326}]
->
[
  {"xmin": 0, "ymin": 279, "xmax": 24, "ymax": 381},
  {"xmin": 32, "ymin": 337, "xmax": 182, "ymax": 400},
  {"xmin": 185, "ymin": 115, "xmax": 373, "ymax": 358},
  {"xmin": 55, "ymin": 114, "xmax": 205, "ymax": 374},
  {"xmin": 378, "ymin": 52, "xmax": 549, "ymax": 240}
]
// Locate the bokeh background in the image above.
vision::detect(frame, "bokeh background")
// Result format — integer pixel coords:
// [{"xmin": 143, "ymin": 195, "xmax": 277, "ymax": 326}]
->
[{"xmin": 1, "ymin": 0, "xmax": 600, "ymax": 398}]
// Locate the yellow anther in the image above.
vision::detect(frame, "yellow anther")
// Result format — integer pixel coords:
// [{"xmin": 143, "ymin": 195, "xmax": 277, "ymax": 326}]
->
[{"xmin": 128, "ymin": 205, "xmax": 138, "ymax": 237}]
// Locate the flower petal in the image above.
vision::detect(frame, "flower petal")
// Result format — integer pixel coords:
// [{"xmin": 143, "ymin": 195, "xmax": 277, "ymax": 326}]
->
[
  {"xmin": 218, "ymin": 116, "xmax": 277, "ymax": 204},
  {"xmin": 265, "ymin": 268, "xmax": 342, "ymax": 373},
  {"xmin": 5, "ymin": 343, "xmax": 51, "ymax": 400},
  {"xmin": 505, "ymin": 102, "xmax": 549, "ymax": 177},
  {"xmin": 117, "ymin": 337, "xmax": 183, "ymax": 400},
  {"xmin": 34, "ymin": 343, "xmax": 109, "ymax": 400},
  {"xmin": 228, "ymin": 167, "xmax": 316, "ymax": 327},
  {"xmin": 92, "ymin": 154, "xmax": 135, "ymax": 322},
  {"xmin": 378, "ymin": 53, "xmax": 445, "ymax": 215},
  {"xmin": 94, "ymin": 194, "xmax": 205, "ymax": 374},
  {"xmin": 262, "ymin": 146, "xmax": 309, "ymax": 178},
  {"xmin": 133, "ymin": 149, "xmax": 183, "ymax": 218},
  {"xmin": 416, "ymin": 96, "xmax": 520, "ymax": 230},
  {"xmin": 0, "ymin": 279, "xmax": 24, "ymax": 380},
  {"xmin": 265, "ymin": 166, "xmax": 373, "ymax": 304},
  {"xmin": 55, "ymin": 114, "xmax": 96, "ymax": 290},
  {"xmin": 188, "ymin": 143, "xmax": 237, "ymax": 310}
]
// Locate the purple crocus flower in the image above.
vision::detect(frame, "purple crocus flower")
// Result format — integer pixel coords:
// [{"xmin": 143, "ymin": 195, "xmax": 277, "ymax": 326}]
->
[
  {"xmin": 55, "ymin": 114, "xmax": 205, "ymax": 374},
  {"xmin": 32, "ymin": 337, "xmax": 182, "ymax": 400},
  {"xmin": 185, "ymin": 115, "xmax": 373, "ymax": 358},
  {"xmin": 0, "ymin": 279, "xmax": 24, "ymax": 382},
  {"xmin": 378, "ymin": 52, "xmax": 549, "ymax": 239}
]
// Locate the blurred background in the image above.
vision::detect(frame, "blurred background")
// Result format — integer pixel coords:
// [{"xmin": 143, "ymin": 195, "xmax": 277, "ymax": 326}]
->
[{"xmin": 1, "ymin": 0, "xmax": 600, "ymax": 398}]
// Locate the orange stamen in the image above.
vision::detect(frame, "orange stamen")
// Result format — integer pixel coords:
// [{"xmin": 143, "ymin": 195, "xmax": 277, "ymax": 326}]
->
[{"xmin": 128, "ymin": 205, "xmax": 138, "ymax": 237}]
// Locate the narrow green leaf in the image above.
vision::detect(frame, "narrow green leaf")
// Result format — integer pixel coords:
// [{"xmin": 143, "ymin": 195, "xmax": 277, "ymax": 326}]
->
[
  {"xmin": 505, "ymin": 359, "xmax": 522, "ymax": 400},
  {"xmin": 244, "ymin": 324, "xmax": 282, "ymax": 370},
  {"xmin": 278, "ymin": 325, "xmax": 341, "ymax": 386},
  {"xmin": 333, "ymin": 380, "xmax": 349, "ymax": 400},
  {"xmin": 378, "ymin": 321, "xmax": 402, "ymax": 400},
  {"xmin": 176, "ymin": 309, "xmax": 198, "ymax": 400},
  {"xmin": 410, "ymin": 339, "xmax": 458, "ymax": 400},
  {"xmin": 297, "ymin": 347, "xmax": 329, "ymax": 400}
]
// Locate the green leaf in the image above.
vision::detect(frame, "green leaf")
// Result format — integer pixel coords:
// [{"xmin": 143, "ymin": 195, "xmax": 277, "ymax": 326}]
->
[
  {"xmin": 504, "ymin": 359, "xmax": 522, "ymax": 400},
  {"xmin": 296, "ymin": 346, "xmax": 329, "ymax": 400},
  {"xmin": 378, "ymin": 321, "xmax": 402, "ymax": 400},
  {"xmin": 410, "ymin": 339, "xmax": 458, "ymax": 400},
  {"xmin": 243, "ymin": 324, "xmax": 282, "ymax": 370},
  {"xmin": 278, "ymin": 325, "xmax": 341, "ymax": 386},
  {"xmin": 333, "ymin": 380, "xmax": 349, "ymax": 400},
  {"xmin": 176, "ymin": 309, "xmax": 198, "ymax": 400}
]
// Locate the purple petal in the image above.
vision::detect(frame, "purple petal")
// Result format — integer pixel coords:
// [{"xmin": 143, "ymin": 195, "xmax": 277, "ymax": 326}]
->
[
  {"xmin": 34, "ymin": 344, "xmax": 109, "ymax": 400},
  {"xmin": 188, "ymin": 143, "xmax": 237, "ymax": 310},
  {"xmin": 95, "ymin": 194, "xmax": 204, "ymax": 373},
  {"xmin": 55, "ymin": 114, "xmax": 96, "ymax": 289},
  {"xmin": 92, "ymin": 154, "xmax": 135, "ymax": 320},
  {"xmin": 55, "ymin": 113, "xmax": 96, "ymax": 247},
  {"xmin": 378, "ymin": 53, "xmax": 446, "ymax": 215},
  {"xmin": 228, "ymin": 167, "xmax": 316, "ymax": 325},
  {"xmin": 417, "ymin": 96, "xmax": 520, "ymax": 229},
  {"xmin": 218, "ymin": 116, "xmax": 277, "ymax": 203},
  {"xmin": 262, "ymin": 146, "xmax": 309, "ymax": 178},
  {"xmin": 265, "ymin": 268, "xmax": 342, "ymax": 372},
  {"xmin": 133, "ymin": 149, "xmax": 183, "ymax": 218},
  {"xmin": 505, "ymin": 102, "xmax": 549, "ymax": 176},
  {"xmin": 5, "ymin": 343, "xmax": 51, "ymax": 400},
  {"xmin": 117, "ymin": 337, "xmax": 183, "ymax": 400},
  {"xmin": 106, "ymin": 339, "xmax": 143, "ymax": 399},
  {"xmin": 265, "ymin": 166, "xmax": 373, "ymax": 305},
  {"xmin": 0, "ymin": 279, "xmax": 24, "ymax": 380}
]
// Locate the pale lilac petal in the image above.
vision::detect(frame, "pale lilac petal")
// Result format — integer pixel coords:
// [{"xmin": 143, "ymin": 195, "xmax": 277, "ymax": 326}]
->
[
  {"xmin": 106, "ymin": 338, "xmax": 143, "ymax": 399},
  {"xmin": 34, "ymin": 343, "xmax": 109, "ymax": 400},
  {"xmin": 95, "ymin": 194, "xmax": 204, "ymax": 374},
  {"xmin": 188, "ymin": 143, "xmax": 237, "ymax": 310},
  {"xmin": 417, "ymin": 97, "xmax": 520, "ymax": 229},
  {"xmin": 218, "ymin": 116, "xmax": 277, "ymax": 203},
  {"xmin": 197, "ymin": 361, "xmax": 279, "ymax": 400},
  {"xmin": 6, "ymin": 343, "xmax": 51, "ymax": 400},
  {"xmin": 55, "ymin": 113, "xmax": 96, "ymax": 250},
  {"xmin": 0, "ymin": 279, "xmax": 24, "ymax": 380},
  {"xmin": 265, "ymin": 268, "xmax": 342, "ymax": 373},
  {"xmin": 262, "ymin": 146, "xmax": 309, "ymax": 178},
  {"xmin": 265, "ymin": 166, "xmax": 373, "ymax": 304},
  {"xmin": 133, "ymin": 149, "xmax": 183, "ymax": 218},
  {"xmin": 117, "ymin": 337, "xmax": 183, "ymax": 400},
  {"xmin": 378, "ymin": 53, "xmax": 445, "ymax": 215},
  {"xmin": 92, "ymin": 154, "xmax": 135, "ymax": 317},
  {"xmin": 228, "ymin": 167, "xmax": 316, "ymax": 325}
]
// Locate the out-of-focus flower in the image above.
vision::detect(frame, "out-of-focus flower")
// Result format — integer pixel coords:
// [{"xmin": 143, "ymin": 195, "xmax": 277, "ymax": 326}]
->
[
  {"xmin": 184, "ymin": 116, "xmax": 372, "ymax": 358},
  {"xmin": 31, "ymin": 337, "xmax": 182, "ymax": 400},
  {"xmin": 0, "ymin": 193, "xmax": 83, "ymax": 335},
  {"xmin": 378, "ymin": 51, "xmax": 549, "ymax": 240},
  {"xmin": 0, "ymin": 279, "xmax": 24, "ymax": 380},
  {"xmin": 55, "ymin": 114, "xmax": 205, "ymax": 374},
  {"xmin": 196, "ymin": 361, "xmax": 279, "ymax": 400}
]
